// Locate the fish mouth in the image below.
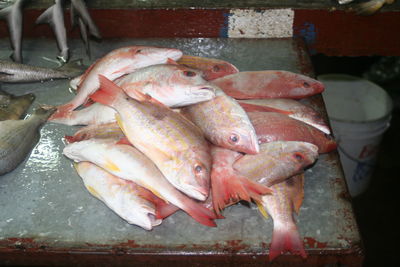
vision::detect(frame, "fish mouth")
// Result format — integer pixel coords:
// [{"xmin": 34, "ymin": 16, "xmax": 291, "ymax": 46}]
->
[
  {"xmin": 180, "ymin": 184, "xmax": 209, "ymax": 201},
  {"xmin": 191, "ymin": 86, "xmax": 216, "ymax": 98}
]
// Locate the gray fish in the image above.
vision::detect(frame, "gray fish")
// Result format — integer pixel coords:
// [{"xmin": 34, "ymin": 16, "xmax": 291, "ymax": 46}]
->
[
  {"xmin": 0, "ymin": 106, "xmax": 56, "ymax": 175},
  {"xmin": 36, "ymin": 0, "xmax": 69, "ymax": 63},
  {"xmin": 0, "ymin": 0, "xmax": 27, "ymax": 63},
  {"xmin": 0, "ymin": 59, "xmax": 84, "ymax": 83},
  {"xmin": 0, "ymin": 89, "xmax": 35, "ymax": 120}
]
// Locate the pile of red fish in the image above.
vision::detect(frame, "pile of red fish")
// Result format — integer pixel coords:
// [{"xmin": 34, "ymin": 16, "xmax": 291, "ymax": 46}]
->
[{"xmin": 50, "ymin": 45, "xmax": 337, "ymax": 261}]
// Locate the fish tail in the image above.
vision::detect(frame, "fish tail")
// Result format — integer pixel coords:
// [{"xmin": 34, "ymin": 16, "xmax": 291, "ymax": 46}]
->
[
  {"xmin": 59, "ymin": 59, "xmax": 86, "ymax": 77},
  {"xmin": 180, "ymin": 199, "xmax": 217, "ymax": 227},
  {"xmin": 90, "ymin": 75, "xmax": 124, "ymax": 107},
  {"xmin": 239, "ymin": 102, "xmax": 293, "ymax": 115},
  {"xmin": 269, "ymin": 223, "xmax": 307, "ymax": 261},
  {"xmin": 155, "ymin": 202, "xmax": 180, "ymax": 219}
]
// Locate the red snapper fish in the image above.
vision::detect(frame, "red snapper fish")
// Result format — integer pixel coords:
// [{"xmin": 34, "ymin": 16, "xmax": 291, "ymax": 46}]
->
[
  {"xmin": 238, "ymin": 98, "xmax": 331, "ymax": 134},
  {"xmin": 63, "ymin": 139, "xmax": 217, "ymax": 227},
  {"xmin": 210, "ymin": 146, "xmax": 272, "ymax": 215},
  {"xmin": 259, "ymin": 174, "xmax": 307, "ymax": 261},
  {"xmin": 177, "ymin": 55, "xmax": 239, "ymax": 80},
  {"xmin": 50, "ymin": 46, "xmax": 183, "ymax": 120},
  {"xmin": 75, "ymin": 161, "xmax": 172, "ymax": 230},
  {"xmin": 90, "ymin": 75, "xmax": 212, "ymax": 201},
  {"xmin": 248, "ymin": 112, "xmax": 337, "ymax": 153},
  {"xmin": 212, "ymin": 71, "xmax": 324, "ymax": 99},
  {"xmin": 181, "ymin": 89, "xmax": 259, "ymax": 154}
]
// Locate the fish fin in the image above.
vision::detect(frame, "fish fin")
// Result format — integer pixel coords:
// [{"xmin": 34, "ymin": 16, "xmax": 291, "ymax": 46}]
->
[
  {"xmin": 90, "ymin": 75, "xmax": 124, "ymax": 107},
  {"xmin": 292, "ymin": 174, "xmax": 305, "ymax": 215},
  {"xmin": 155, "ymin": 202, "xmax": 180, "ymax": 220},
  {"xmin": 167, "ymin": 58, "xmax": 179, "ymax": 65},
  {"xmin": 116, "ymin": 137, "xmax": 131, "ymax": 145},
  {"xmin": 255, "ymin": 200, "xmax": 269, "ymax": 219},
  {"xmin": 211, "ymin": 169, "xmax": 272, "ymax": 215},
  {"xmin": 35, "ymin": 5, "xmax": 55, "ymax": 25},
  {"xmin": 64, "ymin": 135, "xmax": 76, "ymax": 143},
  {"xmin": 239, "ymin": 102, "xmax": 293, "ymax": 115},
  {"xmin": 269, "ymin": 223, "xmax": 307, "ymax": 261},
  {"xmin": 181, "ymin": 199, "xmax": 218, "ymax": 227},
  {"xmin": 48, "ymin": 103, "xmax": 75, "ymax": 121}
]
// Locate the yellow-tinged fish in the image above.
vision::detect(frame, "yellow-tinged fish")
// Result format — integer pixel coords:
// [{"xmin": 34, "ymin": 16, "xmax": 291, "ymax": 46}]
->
[
  {"xmin": 63, "ymin": 138, "xmax": 217, "ymax": 227},
  {"xmin": 74, "ymin": 161, "xmax": 164, "ymax": 230},
  {"xmin": 258, "ymin": 174, "xmax": 307, "ymax": 261},
  {"xmin": 64, "ymin": 122, "xmax": 124, "ymax": 143},
  {"xmin": 90, "ymin": 75, "xmax": 212, "ymax": 201},
  {"xmin": 181, "ymin": 89, "xmax": 259, "ymax": 154}
]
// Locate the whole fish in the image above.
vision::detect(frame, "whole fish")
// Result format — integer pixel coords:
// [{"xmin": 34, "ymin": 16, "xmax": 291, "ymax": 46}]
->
[
  {"xmin": 210, "ymin": 145, "xmax": 272, "ymax": 215},
  {"xmin": 50, "ymin": 46, "xmax": 183, "ymax": 120},
  {"xmin": 212, "ymin": 71, "xmax": 325, "ymax": 100},
  {"xmin": 64, "ymin": 122, "xmax": 124, "ymax": 143},
  {"xmin": 0, "ymin": 59, "xmax": 84, "ymax": 83},
  {"xmin": 90, "ymin": 76, "xmax": 212, "ymax": 201},
  {"xmin": 36, "ymin": 0, "xmax": 69, "ymax": 63},
  {"xmin": 238, "ymin": 98, "xmax": 331, "ymax": 134},
  {"xmin": 233, "ymin": 141, "xmax": 318, "ymax": 187},
  {"xmin": 181, "ymin": 89, "xmax": 259, "ymax": 154},
  {"xmin": 74, "ymin": 161, "xmax": 164, "ymax": 230},
  {"xmin": 0, "ymin": 90, "xmax": 35, "ymax": 120},
  {"xmin": 259, "ymin": 174, "xmax": 307, "ymax": 260},
  {"xmin": 177, "ymin": 55, "xmax": 239, "ymax": 80},
  {"xmin": 63, "ymin": 139, "xmax": 217, "ymax": 227},
  {"xmin": 248, "ymin": 112, "xmax": 337, "ymax": 153},
  {"xmin": 0, "ymin": 0, "xmax": 26, "ymax": 63},
  {"xmin": 0, "ymin": 106, "xmax": 56, "ymax": 175},
  {"xmin": 115, "ymin": 63, "xmax": 216, "ymax": 108},
  {"xmin": 50, "ymin": 102, "xmax": 117, "ymax": 126}
]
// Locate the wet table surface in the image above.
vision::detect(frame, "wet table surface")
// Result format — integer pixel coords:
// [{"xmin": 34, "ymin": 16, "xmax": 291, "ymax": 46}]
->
[{"xmin": 0, "ymin": 38, "xmax": 362, "ymax": 266}]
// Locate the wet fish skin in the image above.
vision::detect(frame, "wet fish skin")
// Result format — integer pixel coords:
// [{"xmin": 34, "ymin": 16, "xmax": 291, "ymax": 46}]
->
[
  {"xmin": 248, "ymin": 111, "xmax": 337, "ymax": 154},
  {"xmin": 0, "ymin": 0, "xmax": 26, "ymax": 62},
  {"xmin": 0, "ymin": 91, "xmax": 35, "ymax": 120},
  {"xmin": 90, "ymin": 76, "xmax": 212, "ymax": 201},
  {"xmin": 238, "ymin": 98, "xmax": 331, "ymax": 134},
  {"xmin": 74, "ymin": 161, "xmax": 162, "ymax": 230},
  {"xmin": 181, "ymin": 89, "xmax": 259, "ymax": 154},
  {"xmin": 212, "ymin": 71, "xmax": 324, "ymax": 100},
  {"xmin": 63, "ymin": 139, "xmax": 217, "ymax": 227},
  {"xmin": 177, "ymin": 55, "xmax": 239, "ymax": 81},
  {"xmin": 50, "ymin": 46, "xmax": 183, "ymax": 120},
  {"xmin": 0, "ymin": 59, "xmax": 84, "ymax": 83},
  {"xmin": 36, "ymin": 0, "xmax": 69, "ymax": 63},
  {"xmin": 233, "ymin": 141, "xmax": 318, "ymax": 187},
  {"xmin": 0, "ymin": 106, "xmax": 56, "ymax": 175},
  {"xmin": 115, "ymin": 63, "xmax": 216, "ymax": 108},
  {"xmin": 64, "ymin": 122, "xmax": 124, "ymax": 143},
  {"xmin": 260, "ymin": 174, "xmax": 307, "ymax": 261}
]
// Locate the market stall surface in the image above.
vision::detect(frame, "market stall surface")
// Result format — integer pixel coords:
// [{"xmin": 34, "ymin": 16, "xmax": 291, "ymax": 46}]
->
[{"xmin": 0, "ymin": 38, "xmax": 361, "ymax": 266}]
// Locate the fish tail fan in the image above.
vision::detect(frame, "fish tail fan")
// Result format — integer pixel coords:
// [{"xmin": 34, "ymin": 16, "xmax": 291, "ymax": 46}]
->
[
  {"xmin": 90, "ymin": 75, "xmax": 124, "ymax": 107},
  {"xmin": 269, "ymin": 223, "xmax": 307, "ymax": 261},
  {"xmin": 180, "ymin": 199, "xmax": 217, "ymax": 227},
  {"xmin": 354, "ymin": 0, "xmax": 386, "ymax": 15}
]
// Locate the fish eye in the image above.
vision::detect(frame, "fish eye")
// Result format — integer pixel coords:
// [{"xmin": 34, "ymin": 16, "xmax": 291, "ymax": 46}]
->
[
  {"xmin": 229, "ymin": 134, "xmax": 239, "ymax": 144},
  {"xmin": 212, "ymin": 65, "xmax": 221, "ymax": 72},
  {"xmin": 293, "ymin": 153, "xmax": 304, "ymax": 161},
  {"xmin": 136, "ymin": 49, "xmax": 142, "ymax": 53},
  {"xmin": 194, "ymin": 164, "xmax": 203, "ymax": 173},
  {"xmin": 183, "ymin": 71, "xmax": 197, "ymax": 77},
  {"xmin": 303, "ymin": 81, "xmax": 310, "ymax": 88}
]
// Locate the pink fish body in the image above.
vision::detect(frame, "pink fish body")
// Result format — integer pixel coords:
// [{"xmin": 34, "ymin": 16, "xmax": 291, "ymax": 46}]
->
[
  {"xmin": 248, "ymin": 112, "xmax": 337, "ymax": 153},
  {"xmin": 177, "ymin": 55, "xmax": 239, "ymax": 80},
  {"xmin": 181, "ymin": 89, "xmax": 259, "ymax": 154},
  {"xmin": 90, "ymin": 76, "xmax": 212, "ymax": 201},
  {"xmin": 233, "ymin": 141, "xmax": 318, "ymax": 187},
  {"xmin": 212, "ymin": 71, "xmax": 324, "ymax": 100},
  {"xmin": 115, "ymin": 63, "xmax": 216, "ymax": 108},
  {"xmin": 238, "ymin": 99, "xmax": 331, "ymax": 134},
  {"xmin": 260, "ymin": 174, "xmax": 307, "ymax": 260},
  {"xmin": 63, "ymin": 139, "xmax": 217, "ymax": 227},
  {"xmin": 50, "ymin": 46, "xmax": 183, "ymax": 120},
  {"xmin": 65, "ymin": 122, "xmax": 124, "ymax": 143}
]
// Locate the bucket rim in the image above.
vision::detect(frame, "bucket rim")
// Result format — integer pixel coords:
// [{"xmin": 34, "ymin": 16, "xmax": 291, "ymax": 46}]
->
[{"xmin": 318, "ymin": 73, "xmax": 394, "ymax": 123}]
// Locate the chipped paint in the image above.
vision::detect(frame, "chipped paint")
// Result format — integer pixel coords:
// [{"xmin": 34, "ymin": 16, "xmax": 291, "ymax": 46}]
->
[{"xmin": 228, "ymin": 9, "xmax": 294, "ymax": 38}]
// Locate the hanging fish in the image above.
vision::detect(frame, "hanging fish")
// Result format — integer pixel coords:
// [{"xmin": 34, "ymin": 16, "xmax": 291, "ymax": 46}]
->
[
  {"xmin": 0, "ymin": 0, "xmax": 27, "ymax": 63},
  {"xmin": 36, "ymin": 0, "xmax": 69, "ymax": 63}
]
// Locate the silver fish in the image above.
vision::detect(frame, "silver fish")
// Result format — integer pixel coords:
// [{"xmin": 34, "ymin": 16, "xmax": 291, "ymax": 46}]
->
[
  {"xmin": 0, "ymin": 106, "xmax": 56, "ymax": 175},
  {"xmin": 36, "ymin": 0, "xmax": 69, "ymax": 63},
  {"xmin": 0, "ymin": 59, "xmax": 84, "ymax": 83},
  {"xmin": 0, "ymin": 0, "xmax": 27, "ymax": 63}
]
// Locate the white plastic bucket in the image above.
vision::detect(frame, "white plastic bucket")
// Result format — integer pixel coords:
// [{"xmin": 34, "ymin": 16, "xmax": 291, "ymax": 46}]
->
[{"xmin": 318, "ymin": 74, "xmax": 392, "ymax": 197}]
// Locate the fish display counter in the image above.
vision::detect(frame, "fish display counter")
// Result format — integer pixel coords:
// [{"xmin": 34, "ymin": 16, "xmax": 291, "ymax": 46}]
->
[{"xmin": 0, "ymin": 37, "xmax": 363, "ymax": 266}]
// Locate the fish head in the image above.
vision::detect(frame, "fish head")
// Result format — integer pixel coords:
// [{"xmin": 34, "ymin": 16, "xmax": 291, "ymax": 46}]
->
[
  {"xmin": 173, "ymin": 145, "xmax": 212, "ymax": 201},
  {"xmin": 217, "ymin": 127, "xmax": 260, "ymax": 154},
  {"xmin": 202, "ymin": 62, "xmax": 239, "ymax": 81},
  {"xmin": 287, "ymin": 141, "xmax": 319, "ymax": 168},
  {"xmin": 130, "ymin": 46, "xmax": 183, "ymax": 66},
  {"xmin": 280, "ymin": 72, "xmax": 325, "ymax": 96}
]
